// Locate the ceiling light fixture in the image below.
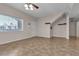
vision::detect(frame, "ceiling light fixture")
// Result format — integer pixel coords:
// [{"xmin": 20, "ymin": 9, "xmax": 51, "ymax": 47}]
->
[
  {"xmin": 29, "ymin": 4, "xmax": 33, "ymax": 10},
  {"xmin": 24, "ymin": 4, "xmax": 29, "ymax": 10},
  {"xmin": 24, "ymin": 3, "xmax": 39, "ymax": 10}
]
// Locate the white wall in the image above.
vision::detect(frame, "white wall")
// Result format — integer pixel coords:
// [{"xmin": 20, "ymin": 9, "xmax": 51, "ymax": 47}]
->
[
  {"xmin": 36, "ymin": 18, "xmax": 50, "ymax": 38},
  {"xmin": 66, "ymin": 15, "xmax": 69, "ymax": 39},
  {"xmin": 77, "ymin": 21, "xmax": 79, "ymax": 37},
  {"xmin": 69, "ymin": 21, "xmax": 76, "ymax": 37},
  {"xmin": 0, "ymin": 4, "xmax": 36, "ymax": 44},
  {"xmin": 52, "ymin": 17, "xmax": 66, "ymax": 38},
  {"xmin": 37, "ymin": 12, "xmax": 64, "ymax": 38},
  {"xmin": 37, "ymin": 13, "xmax": 69, "ymax": 39}
]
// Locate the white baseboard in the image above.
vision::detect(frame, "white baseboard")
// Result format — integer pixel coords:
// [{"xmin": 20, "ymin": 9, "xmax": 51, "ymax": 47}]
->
[
  {"xmin": 0, "ymin": 36, "xmax": 36, "ymax": 45},
  {"xmin": 51, "ymin": 36, "xmax": 66, "ymax": 39}
]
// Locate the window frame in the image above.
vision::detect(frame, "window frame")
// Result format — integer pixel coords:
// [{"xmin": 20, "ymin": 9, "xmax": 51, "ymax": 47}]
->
[{"xmin": 0, "ymin": 13, "xmax": 23, "ymax": 32}]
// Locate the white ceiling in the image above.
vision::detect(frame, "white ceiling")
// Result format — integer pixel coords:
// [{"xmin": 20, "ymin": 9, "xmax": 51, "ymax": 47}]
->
[
  {"xmin": 6, "ymin": 3, "xmax": 73, "ymax": 18},
  {"xmin": 7, "ymin": 3, "xmax": 79, "ymax": 18}
]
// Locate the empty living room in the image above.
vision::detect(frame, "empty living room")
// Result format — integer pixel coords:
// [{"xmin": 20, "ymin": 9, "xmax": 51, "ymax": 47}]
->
[{"xmin": 0, "ymin": 2, "xmax": 79, "ymax": 56}]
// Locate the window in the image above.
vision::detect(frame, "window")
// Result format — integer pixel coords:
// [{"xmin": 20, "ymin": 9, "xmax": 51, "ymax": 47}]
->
[{"xmin": 0, "ymin": 14, "xmax": 23, "ymax": 32}]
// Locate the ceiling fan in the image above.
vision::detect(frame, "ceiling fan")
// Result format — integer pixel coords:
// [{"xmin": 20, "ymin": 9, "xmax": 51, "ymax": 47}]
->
[{"xmin": 24, "ymin": 3, "xmax": 39, "ymax": 10}]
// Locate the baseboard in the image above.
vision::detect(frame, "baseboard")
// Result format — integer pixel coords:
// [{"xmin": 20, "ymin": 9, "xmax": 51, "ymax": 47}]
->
[
  {"xmin": 36, "ymin": 36, "xmax": 50, "ymax": 38},
  {"xmin": 50, "ymin": 36, "xmax": 66, "ymax": 39},
  {"xmin": 0, "ymin": 36, "xmax": 36, "ymax": 45}
]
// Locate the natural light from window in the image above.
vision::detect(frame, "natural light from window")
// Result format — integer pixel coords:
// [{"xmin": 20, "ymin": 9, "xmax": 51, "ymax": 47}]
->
[{"xmin": 0, "ymin": 14, "xmax": 23, "ymax": 32}]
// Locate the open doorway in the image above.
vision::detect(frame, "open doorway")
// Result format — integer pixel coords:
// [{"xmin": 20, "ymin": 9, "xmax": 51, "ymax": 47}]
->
[
  {"xmin": 76, "ymin": 19, "xmax": 79, "ymax": 39},
  {"xmin": 69, "ymin": 18, "xmax": 77, "ymax": 39}
]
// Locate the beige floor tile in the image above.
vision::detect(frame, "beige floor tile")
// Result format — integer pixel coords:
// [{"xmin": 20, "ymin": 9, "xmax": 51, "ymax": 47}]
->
[{"xmin": 0, "ymin": 37, "xmax": 79, "ymax": 56}]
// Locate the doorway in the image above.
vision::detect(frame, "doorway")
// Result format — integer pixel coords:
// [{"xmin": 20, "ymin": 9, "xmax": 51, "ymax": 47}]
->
[{"xmin": 69, "ymin": 18, "xmax": 77, "ymax": 39}]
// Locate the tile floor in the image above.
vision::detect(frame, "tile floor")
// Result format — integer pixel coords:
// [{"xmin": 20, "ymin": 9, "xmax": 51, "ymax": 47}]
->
[{"xmin": 0, "ymin": 37, "xmax": 79, "ymax": 56}]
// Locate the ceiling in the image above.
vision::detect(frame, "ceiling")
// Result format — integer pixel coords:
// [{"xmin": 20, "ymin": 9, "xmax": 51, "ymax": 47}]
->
[{"xmin": 6, "ymin": 3, "xmax": 74, "ymax": 18}]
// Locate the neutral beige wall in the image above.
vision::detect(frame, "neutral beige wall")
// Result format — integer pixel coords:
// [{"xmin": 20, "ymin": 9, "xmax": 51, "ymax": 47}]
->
[{"xmin": 0, "ymin": 4, "xmax": 36, "ymax": 44}]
